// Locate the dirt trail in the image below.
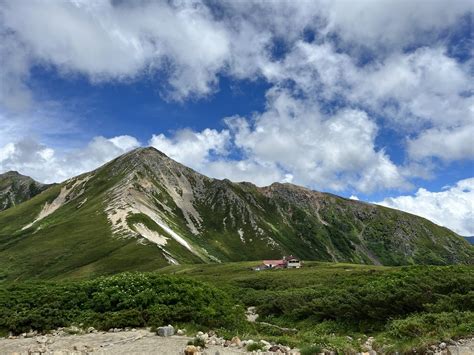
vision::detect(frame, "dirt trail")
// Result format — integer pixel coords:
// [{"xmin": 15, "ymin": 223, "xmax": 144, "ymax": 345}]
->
[{"xmin": 0, "ymin": 329, "xmax": 245, "ymax": 355}]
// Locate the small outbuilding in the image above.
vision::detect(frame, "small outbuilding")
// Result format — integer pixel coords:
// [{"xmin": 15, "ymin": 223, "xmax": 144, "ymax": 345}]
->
[{"xmin": 285, "ymin": 255, "xmax": 301, "ymax": 269}]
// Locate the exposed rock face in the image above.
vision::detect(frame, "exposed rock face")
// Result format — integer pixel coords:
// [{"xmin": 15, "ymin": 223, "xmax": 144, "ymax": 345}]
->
[
  {"xmin": 0, "ymin": 147, "xmax": 472, "ymax": 280},
  {"xmin": 0, "ymin": 171, "xmax": 52, "ymax": 211}
]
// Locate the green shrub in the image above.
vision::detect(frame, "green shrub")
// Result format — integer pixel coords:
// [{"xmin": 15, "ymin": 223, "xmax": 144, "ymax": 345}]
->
[
  {"xmin": 247, "ymin": 342, "xmax": 265, "ymax": 351},
  {"xmin": 187, "ymin": 337, "xmax": 206, "ymax": 348},
  {"xmin": 387, "ymin": 311, "xmax": 474, "ymax": 339},
  {"xmin": 0, "ymin": 273, "xmax": 246, "ymax": 334},
  {"xmin": 300, "ymin": 344, "xmax": 323, "ymax": 355}
]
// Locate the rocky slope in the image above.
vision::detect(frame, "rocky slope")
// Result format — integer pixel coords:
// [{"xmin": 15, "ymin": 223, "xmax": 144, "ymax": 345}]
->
[
  {"xmin": 0, "ymin": 171, "xmax": 51, "ymax": 211},
  {"xmin": 0, "ymin": 147, "xmax": 471, "ymax": 280}
]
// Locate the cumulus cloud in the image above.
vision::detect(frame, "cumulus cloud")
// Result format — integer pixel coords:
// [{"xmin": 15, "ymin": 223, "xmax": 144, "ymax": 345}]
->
[
  {"xmin": 227, "ymin": 89, "xmax": 407, "ymax": 192},
  {"xmin": 0, "ymin": 0, "xmax": 231, "ymax": 102},
  {"xmin": 320, "ymin": 0, "xmax": 473, "ymax": 48},
  {"xmin": 377, "ymin": 178, "xmax": 474, "ymax": 236},
  {"xmin": 0, "ymin": 135, "xmax": 140, "ymax": 183},
  {"xmin": 263, "ymin": 42, "xmax": 473, "ymax": 162},
  {"xmin": 408, "ymin": 124, "xmax": 474, "ymax": 161},
  {"xmin": 149, "ymin": 128, "xmax": 230, "ymax": 169}
]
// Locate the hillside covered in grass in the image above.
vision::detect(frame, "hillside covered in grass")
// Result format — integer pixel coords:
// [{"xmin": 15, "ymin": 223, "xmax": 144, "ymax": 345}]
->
[
  {"xmin": 0, "ymin": 147, "xmax": 472, "ymax": 281},
  {"xmin": 1, "ymin": 262, "xmax": 472, "ymax": 353}
]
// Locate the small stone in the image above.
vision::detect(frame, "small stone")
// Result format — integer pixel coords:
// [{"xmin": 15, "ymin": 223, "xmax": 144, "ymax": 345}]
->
[
  {"xmin": 35, "ymin": 336, "xmax": 48, "ymax": 344},
  {"xmin": 87, "ymin": 327, "xmax": 95, "ymax": 333},
  {"xmin": 439, "ymin": 342, "xmax": 447, "ymax": 350},
  {"xmin": 231, "ymin": 336, "xmax": 242, "ymax": 347},
  {"xmin": 177, "ymin": 329, "xmax": 185, "ymax": 336},
  {"xmin": 198, "ymin": 332, "xmax": 208, "ymax": 341},
  {"xmin": 157, "ymin": 325, "xmax": 174, "ymax": 337},
  {"xmin": 184, "ymin": 345, "xmax": 200, "ymax": 355}
]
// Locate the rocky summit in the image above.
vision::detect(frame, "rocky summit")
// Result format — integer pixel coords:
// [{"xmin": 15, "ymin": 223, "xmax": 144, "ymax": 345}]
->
[
  {"xmin": 0, "ymin": 171, "xmax": 52, "ymax": 212},
  {"xmin": 0, "ymin": 147, "xmax": 472, "ymax": 280}
]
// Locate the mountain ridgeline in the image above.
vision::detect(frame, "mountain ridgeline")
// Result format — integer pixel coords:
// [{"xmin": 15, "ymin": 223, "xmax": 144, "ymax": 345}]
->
[
  {"xmin": 0, "ymin": 171, "xmax": 52, "ymax": 212},
  {"xmin": 0, "ymin": 147, "xmax": 472, "ymax": 280}
]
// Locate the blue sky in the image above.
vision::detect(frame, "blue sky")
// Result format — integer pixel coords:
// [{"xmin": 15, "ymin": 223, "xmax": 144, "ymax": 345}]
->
[{"xmin": 0, "ymin": 0, "xmax": 472, "ymax": 235}]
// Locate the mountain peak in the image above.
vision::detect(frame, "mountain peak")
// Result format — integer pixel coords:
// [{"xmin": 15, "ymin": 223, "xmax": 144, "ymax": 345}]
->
[
  {"xmin": 0, "ymin": 171, "xmax": 51, "ymax": 211},
  {"xmin": 1, "ymin": 170, "xmax": 22, "ymax": 177},
  {"xmin": 123, "ymin": 146, "xmax": 169, "ymax": 159}
]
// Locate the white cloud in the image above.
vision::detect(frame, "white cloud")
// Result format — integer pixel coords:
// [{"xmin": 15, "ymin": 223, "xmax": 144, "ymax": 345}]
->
[
  {"xmin": 205, "ymin": 159, "xmax": 287, "ymax": 186},
  {"xmin": 227, "ymin": 89, "xmax": 407, "ymax": 192},
  {"xmin": 408, "ymin": 124, "xmax": 474, "ymax": 161},
  {"xmin": 377, "ymin": 178, "xmax": 474, "ymax": 236},
  {"xmin": 0, "ymin": 0, "xmax": 231, "ymax": 102},
  {"xmin": 349, "ymin": 195, "xmax": 359, "ymax": 201},
  {"xmin": 263, "ymin": 42, "xmax": 473, "ymax": 163},
  {"xmin": 355, "ymin": 47, "xmax": 473, "ymax": 130},
  {"xmin": 149, "ymin": 128, "xmax": 230, "ymax": 170},
  {"xmin": 321, "ymin": 0, "xmax": 473, "ymax": 48},
  {"xmin": 0, "ymin": 135, "xmax": 140, "ymax": 183}
]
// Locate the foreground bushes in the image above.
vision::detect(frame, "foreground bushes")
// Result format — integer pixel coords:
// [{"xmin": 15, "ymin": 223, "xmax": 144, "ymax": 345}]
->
[
  {"xmin": 387, "ymin": 311, "xmax": 474, "ymax": 339},
  {"xmin": 246, "ymin": 266, "xmax": 474, "ymax": 330},
  {"xmin": 0, "ymin": 273, "xmax": 245, "ymax": 334}
]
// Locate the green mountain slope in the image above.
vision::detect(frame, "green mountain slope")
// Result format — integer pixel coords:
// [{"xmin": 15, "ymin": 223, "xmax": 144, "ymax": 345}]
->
[
  {"xmin": 0, "ymin": 147, "xmax": 472, "ymax": 280},
  {"xmin": 0, "ymin": 171, "xmax": 52, "ymax": 211}
]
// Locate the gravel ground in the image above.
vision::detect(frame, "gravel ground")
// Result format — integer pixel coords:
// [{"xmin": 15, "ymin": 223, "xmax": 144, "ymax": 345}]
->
[{"xmin": 0, "ymin": 329, "xmax": 245, "ymax": 355}]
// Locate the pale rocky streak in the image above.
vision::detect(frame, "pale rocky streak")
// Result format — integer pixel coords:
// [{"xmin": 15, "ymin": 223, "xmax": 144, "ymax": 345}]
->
[
  {"xmin": 22, "ymin": 175, "xmax": 92, "ymax": 230},
  {"xmin": 238, "ymin": 228, "xmax": 245, "ymax": 243},
  {"xmin": 159, "ymin": 170, "xmax": 202, "ymax": 235},
  {"xmin": 133, "ymin": 223, "xmax": 168, "ymax": 246}
]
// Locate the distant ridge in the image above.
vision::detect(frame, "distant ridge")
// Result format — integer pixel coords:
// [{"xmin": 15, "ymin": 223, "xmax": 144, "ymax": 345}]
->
[
  {"xmin": 0, "ymin": 171, "xmax": 52, "ymax": 212},
  {"xmin": 0, "ymin": 147, "xmax": 472, "ymax": 280}
]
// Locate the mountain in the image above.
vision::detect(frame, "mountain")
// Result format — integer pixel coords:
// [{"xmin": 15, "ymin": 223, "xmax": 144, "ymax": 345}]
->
[
  {"xmin": 0, "ymin": 171, "xmax": 52, "ymax": 211},
  {"xmin": 0, "ymin": 147, "xmax": 472, "ymax": 280}
]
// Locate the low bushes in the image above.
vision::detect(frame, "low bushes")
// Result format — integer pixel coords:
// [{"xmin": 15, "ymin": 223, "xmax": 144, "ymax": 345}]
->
[
  {"xmin": 249, "ymin": 266, "xmax": 474, "ymax": 330},
  {"xmin": 387, "ymin": 311, "xmax": 474, "ymax": 339},
  {"xmin": 0, "ymin": 273, "xmax": 246, "ymax": 334}
]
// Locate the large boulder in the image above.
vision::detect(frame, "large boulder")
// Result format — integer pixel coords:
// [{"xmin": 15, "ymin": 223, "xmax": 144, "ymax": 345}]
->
[{"xmin": 157, "ymin": 325, "xmax": 175, "ymax": 337}]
